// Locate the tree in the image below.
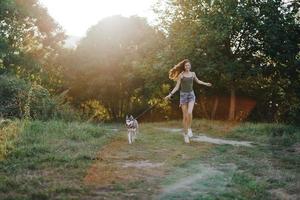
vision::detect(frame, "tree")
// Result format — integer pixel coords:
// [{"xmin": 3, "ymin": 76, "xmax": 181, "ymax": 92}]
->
[
  {"xmin": 0, "ymin": 0, "xmax": 70, "ymax": 120},
  {"xmin": 64, "ymin": 15, "xmax": 165, "ymax": 120},
  {"xmin": 0, "ymin": 0, "xmax": 65, "ymax": 91}
]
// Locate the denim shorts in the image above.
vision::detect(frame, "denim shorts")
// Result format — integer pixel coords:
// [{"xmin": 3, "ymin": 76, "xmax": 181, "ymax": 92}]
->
[{"xmin": 179, "ymin": 91, "xmax": 196, "ymax": 106}]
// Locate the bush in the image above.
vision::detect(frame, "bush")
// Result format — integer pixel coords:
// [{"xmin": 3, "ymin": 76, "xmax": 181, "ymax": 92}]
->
[
  {"xmin": 53, "ymin": 103, "xmax": 81, "ymax": 122},
  {"xmin": 0, "ymin": 74, "xmax": 81, "ymax": 121},
  {"xmin": 24, "ymin": 83, "xmax": 56, "ymax": 120},
  {"xmin": 0, "ymin": 75, "xmax": 29, "ymax": 118},
  {"xmin": 25, "ymin": 84, "xmax": 82, "ymax": 121}
]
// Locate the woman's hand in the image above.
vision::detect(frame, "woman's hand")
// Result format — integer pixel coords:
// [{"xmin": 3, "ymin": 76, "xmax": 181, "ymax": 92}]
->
[
  {"xmin": 206, "ymin": 82, "xmax": 212, "ymax": 87},
  {"xmin": 165, "ymin": 94, "xmax": 172, "ymax": 100}
]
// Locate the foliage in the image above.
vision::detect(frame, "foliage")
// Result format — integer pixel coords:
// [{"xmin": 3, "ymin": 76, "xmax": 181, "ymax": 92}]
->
[
  {"xmin": 1, "ymin": 0, "xmax": 299, "ymax": 123},
  {"xmin": 0, "ymin": 0, "xmax": 65, "ymax": 89},
  {"xmin": 63, "ymin": 15, "xmax": 166, "ymax": 120},
  {"xmin": 0, "ymin": 74, "xmax": 29, "ymax": 118},
  {"xmin": 0, "ymin": 74, "xmax": 80, "ymax": 121}
]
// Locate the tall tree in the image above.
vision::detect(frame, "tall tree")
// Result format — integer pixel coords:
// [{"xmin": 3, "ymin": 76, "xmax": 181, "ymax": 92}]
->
[
  {"xmin": 64, "ymin": 16, "xmax": 165, "ymax": 120},
  {"xmin": 0, "ymin": 0, "xmax": 65, "ymax": 91}
]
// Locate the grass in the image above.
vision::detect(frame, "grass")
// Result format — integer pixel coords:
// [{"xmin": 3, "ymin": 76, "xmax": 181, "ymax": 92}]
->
[
  {"xmin": 0, "ymin": 120, "xmax": 119, "ymax": 200},
  {"xmin": 157, "ymin": 120, "xmax": 300, "ymax": 200},
  {"xmin": 0, "ymin": 119, "xmax": 299, "ymax": 199},
  {"xmin": 0, "ymin": 120, "xmax": 22, "ymax": 160}
]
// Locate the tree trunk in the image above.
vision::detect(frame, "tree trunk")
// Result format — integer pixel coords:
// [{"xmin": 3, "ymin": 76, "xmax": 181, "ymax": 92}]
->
[
  {"xmin": 109, "ymin": 101, "xmax": 117, "ymax": 121},
  {"xmin": 120, "ymin": 98, "xmax": 124, "ymax": 119},
  {"xmin": 118, "ymin": 98, "xmax": 122, "ymax": 119},
  {"xmin": 228, "ymin": 87, "xmax": 236, "ymax": 121},
  {"xmin": 211, "ymin": 96, "xmax": 219, "ymax": 119},
  {"xmin": 129, "ymin": 97, "xmax": 132, "ymax": 112}
]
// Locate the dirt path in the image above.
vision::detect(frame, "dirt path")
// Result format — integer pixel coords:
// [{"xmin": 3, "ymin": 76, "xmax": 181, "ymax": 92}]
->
[
  {"xmin": 191, "ymin": 135, "xmax": 253, "ymax": 146},
  {"xmin": 84, "ymin": 139, "xmax": 166, "ymax": 186},
  {"xmin": 155, "ymin": 127, "xmax": 253, "ymax": 146}
]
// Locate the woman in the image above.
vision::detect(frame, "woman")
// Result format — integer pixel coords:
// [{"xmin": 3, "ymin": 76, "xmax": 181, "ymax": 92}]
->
[{"xmin": 165, "ymin": 59, "xmax": 212, "ymax": 143}]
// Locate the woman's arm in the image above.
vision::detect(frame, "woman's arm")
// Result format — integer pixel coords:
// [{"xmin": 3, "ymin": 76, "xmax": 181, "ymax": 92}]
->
[
  {"xmin": 165, "ymin": 75, "xmax": 182, "ymax": 99},
  {"xmin": 193, "ymin": 72, "xmax": 212, "ymax": 87}
]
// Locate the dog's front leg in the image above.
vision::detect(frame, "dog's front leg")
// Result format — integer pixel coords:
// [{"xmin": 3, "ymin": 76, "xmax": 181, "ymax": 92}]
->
[
  {"xmin": 128, "ymin": 130, "xmax": 132, "ymax": 144},
  {"xmin": 133, "ymin": 128, "xmax": 137, "ymax": 141},
  {"xmin": 132, "ymin": 129, "xmax": 136, "ymax": 142}
]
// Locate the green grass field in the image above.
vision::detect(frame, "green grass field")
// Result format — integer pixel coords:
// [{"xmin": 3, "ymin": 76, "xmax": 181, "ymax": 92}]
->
[{"xmin": 0, "ymin": 119, "xmax": 299, "ymax": 200}]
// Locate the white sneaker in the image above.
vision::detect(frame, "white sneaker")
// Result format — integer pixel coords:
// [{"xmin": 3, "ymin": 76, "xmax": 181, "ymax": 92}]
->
[
  {"xmin": 187, "ymin": 128, "xmax": 193, "ymax": 138},
  {"xmin": 184, "ymin": 134, "xmax": 190, "ymax": 143}
]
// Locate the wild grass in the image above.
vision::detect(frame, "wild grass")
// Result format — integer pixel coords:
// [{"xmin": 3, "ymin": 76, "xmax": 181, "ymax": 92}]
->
[
  {"xmin": 0, "ymin": 120, "xmax": 118, "ymax": 200},
  {"xmin": 0, "ymin": 120, "xmax": 23, "ymax": 160},
  {"xmin": 0, "ymin": 119, "xmax": 298, "ymax": 199}
]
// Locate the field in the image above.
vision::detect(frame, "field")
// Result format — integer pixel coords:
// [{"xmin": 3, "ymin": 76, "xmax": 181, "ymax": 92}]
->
[{"xmin": 0, "ymin": 119, "xmax": 299, "ymax": 200}]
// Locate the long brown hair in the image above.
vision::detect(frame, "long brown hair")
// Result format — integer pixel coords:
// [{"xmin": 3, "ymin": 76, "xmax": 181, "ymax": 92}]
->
[{"xmin": 168, "ymin": 59, "xmax": 190, "ymax": 81}]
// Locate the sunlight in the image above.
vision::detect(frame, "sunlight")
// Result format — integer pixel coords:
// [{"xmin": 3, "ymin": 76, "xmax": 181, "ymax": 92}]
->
[{"xmin": 39, "ymin": 0, "xmax": 156, "ymax": 37}]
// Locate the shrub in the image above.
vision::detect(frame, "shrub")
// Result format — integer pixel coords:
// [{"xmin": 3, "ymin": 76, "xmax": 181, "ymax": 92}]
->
[
  {"xmin": 0, "ymin": 75, "xmax": 29, "ymax": 118},
  {"xmin": 0, "ymin": 75, "xmax": 81, "ymax": 121}
]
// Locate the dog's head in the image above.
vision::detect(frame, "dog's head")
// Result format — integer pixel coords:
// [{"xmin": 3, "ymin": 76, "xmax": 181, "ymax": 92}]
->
[{"xmin": 125, "ymin": 115, "xmax": 134, "ymax": 127}]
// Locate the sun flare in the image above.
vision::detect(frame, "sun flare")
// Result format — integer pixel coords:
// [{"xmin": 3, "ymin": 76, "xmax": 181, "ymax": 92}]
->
[{"xmin": 40, "ymin": 0, "xmax": 156, "ymax": 37}]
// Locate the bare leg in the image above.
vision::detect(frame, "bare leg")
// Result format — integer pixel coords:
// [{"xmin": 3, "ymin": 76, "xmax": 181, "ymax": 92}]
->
[
  {"xmin": 187, "ymin": 101, "xmax": 195, "ymax": 129},
  {"xmin": 181, "ymin": 104, "xmax": 188, "ymax": 134}
]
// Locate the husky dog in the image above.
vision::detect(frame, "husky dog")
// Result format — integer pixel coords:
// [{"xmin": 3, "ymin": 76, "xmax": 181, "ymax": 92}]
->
[{"xmin": 125, "ymin": 115, "xmax": 138, "ymax": 144}]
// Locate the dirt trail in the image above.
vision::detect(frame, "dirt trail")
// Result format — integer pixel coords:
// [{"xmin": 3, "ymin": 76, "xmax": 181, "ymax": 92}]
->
[
  {"xmin": 154, "ymin": 127, "xmax": 182, "ymax": 133},
  {"xmin": 84, "ymin": 139, "xmax": 166, "ymax": 186},
  {"xmin": 192, "ymin": 135, "xmax": 253, "ymax": 147},
  {"xmin": 155, "ymin": 127, "xmax": 253, "ymax": 146}
]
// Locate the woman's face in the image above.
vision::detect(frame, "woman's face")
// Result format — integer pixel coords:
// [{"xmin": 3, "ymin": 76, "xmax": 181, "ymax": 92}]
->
[{"xmin": 184, "ymin": 62, "xmax": 191, "ymax": 71}]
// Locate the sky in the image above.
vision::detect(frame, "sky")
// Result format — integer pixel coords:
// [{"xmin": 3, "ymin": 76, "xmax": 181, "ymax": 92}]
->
[{"xmin": 39, "ymin": 0, "xmax": 157, "ymax": 37}]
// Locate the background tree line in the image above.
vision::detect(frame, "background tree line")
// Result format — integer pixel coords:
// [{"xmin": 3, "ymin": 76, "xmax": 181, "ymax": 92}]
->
[
  {"xmin": 1, "ymin": 0, "xmax": 299, "ymax": 124},
  {"xmin": 0, "ymin": 0, "xmax": 78, "ymax": 121}
]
